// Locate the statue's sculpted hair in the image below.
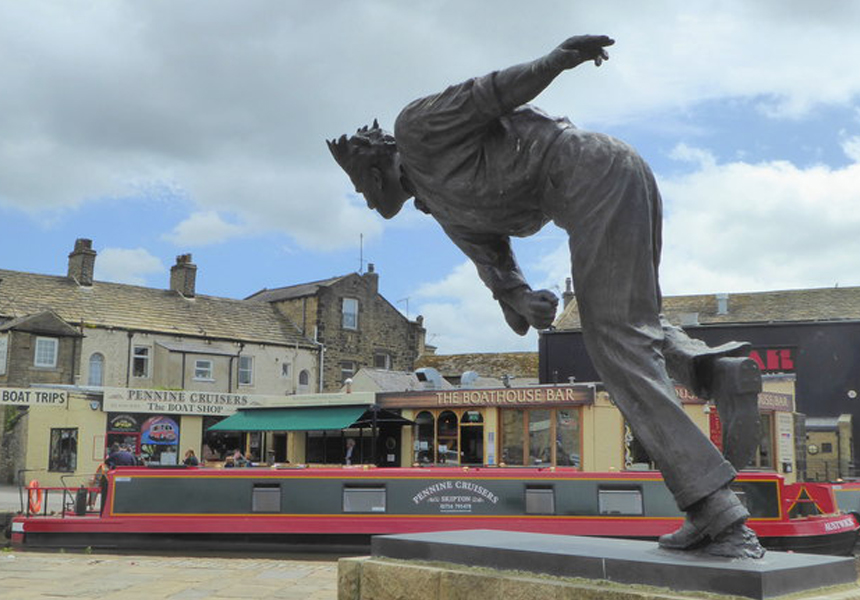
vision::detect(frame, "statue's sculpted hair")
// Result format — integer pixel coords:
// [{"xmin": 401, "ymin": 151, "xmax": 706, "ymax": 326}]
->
[{"xmin": 327, "ymin": 119, "xmax": 396, "ymax": 180}]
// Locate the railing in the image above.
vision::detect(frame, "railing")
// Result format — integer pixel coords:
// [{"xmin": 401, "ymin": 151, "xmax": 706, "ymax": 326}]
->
[{"xmin": 17, "ymin": 470, "xmax": 103, "ymax": 518}]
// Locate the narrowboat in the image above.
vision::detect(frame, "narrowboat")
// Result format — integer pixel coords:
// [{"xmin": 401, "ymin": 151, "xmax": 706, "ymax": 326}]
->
[
  {"xmin": 785, "ymin": 480, "xmax": 860, "ymax": 521},
  {"xmin": 9, "ymin": 466, "xmax": 859, "ymax": 555}
]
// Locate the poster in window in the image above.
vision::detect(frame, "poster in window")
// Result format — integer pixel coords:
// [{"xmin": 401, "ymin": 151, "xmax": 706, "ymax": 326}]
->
[
  {"xmin": 109, "ymin": 414, "xmax": 139, "ymax": 432},
  {"xmin": 141, "ymin": 415, "xmax": 179, "ymax": 445}
]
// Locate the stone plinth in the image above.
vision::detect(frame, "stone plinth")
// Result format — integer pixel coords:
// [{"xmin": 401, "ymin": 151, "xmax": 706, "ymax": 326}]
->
[{"xmin": 335, "ymin": 530, "xmax": 860, "ymax": 600}]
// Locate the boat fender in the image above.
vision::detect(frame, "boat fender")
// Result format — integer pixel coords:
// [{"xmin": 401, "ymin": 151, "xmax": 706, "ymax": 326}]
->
[{"xmin": 27, "ymin": 480, "xmax": 43, "ymax": 514}]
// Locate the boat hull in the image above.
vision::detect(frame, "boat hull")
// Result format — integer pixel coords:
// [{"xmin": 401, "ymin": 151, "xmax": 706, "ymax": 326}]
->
[{"xmin": 12, "ymin": 467, "xmax": 859, "ymax": 556}]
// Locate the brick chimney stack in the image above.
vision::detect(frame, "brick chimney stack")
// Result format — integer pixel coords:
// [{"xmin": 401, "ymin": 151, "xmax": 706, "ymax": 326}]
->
[
  {"xmin": 67, "ymin": 238, "xmax": 97, "ymax": 286},
  {"xmin": 170, "ymin": 254, "xmax": 197, "ymax": 298}
]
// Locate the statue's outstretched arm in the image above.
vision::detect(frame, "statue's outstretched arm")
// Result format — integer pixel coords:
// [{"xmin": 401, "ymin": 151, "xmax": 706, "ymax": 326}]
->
[{"xmin": 493, "ymin": 35, "xmax": 614, "ymax": 112}]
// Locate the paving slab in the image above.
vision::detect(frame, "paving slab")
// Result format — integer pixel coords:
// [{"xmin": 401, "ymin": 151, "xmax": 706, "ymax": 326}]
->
[
  {"xmin": 0, "ymin": 550, "xmax": 338, "ymax": 600},
  {"xmin": 371, "ymin": 529, "xmax": 858, "ymax": 599}
]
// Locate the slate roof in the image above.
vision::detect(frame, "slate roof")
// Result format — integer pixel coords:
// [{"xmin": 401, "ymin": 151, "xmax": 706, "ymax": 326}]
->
[
  {"xmin": 415, "ymin": 352, "xmax": 539, "ymax": 380},
  {"xmin": 246, "ymin": 275, "xmax": 350, "ymax": 302},
  {"xmin": 553, "ymin": 286, "xmax": 860, "ymax": 331},
  {"xmin": 347, "ymin": 368, "xmax": 454, "ymax": 392},
  {"xmin": 0, "ymin": 268, "xmax": 315, "ymax": 348}
]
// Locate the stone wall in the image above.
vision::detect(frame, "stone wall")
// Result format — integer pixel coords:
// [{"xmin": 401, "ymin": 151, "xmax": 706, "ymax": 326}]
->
[
  {"xmin": 2, "ymin": 331, "xmax": 78, "ymax": 387},
  {"xmin": 274, "ymin": 272, "xmax": 425, "ymax": 392},
  {"xmin": 0, "ymin": 407, "xmax": 28, "ymax": 484},
  {"xmin": 338, "ymin": 557, "xmax": 789, "ymax": 600}
]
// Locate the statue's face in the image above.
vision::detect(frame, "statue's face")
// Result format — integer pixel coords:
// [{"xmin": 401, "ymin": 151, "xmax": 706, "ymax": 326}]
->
[{"xmin": 353, "ymin": 152, "xmax": 409, "ymax": 220}]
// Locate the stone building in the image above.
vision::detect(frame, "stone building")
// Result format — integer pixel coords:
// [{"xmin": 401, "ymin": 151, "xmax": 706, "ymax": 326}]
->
[
  {"xmin": 0, "ymin": 239, "xmax": 321, "ymax": 485},
  {"xmin": 247, "ymin": 264, "xmax": 426, "ymax": 392}
]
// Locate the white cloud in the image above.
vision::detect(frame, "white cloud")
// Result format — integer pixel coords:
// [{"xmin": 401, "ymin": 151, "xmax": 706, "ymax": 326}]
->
[
  {"xmin": 842, "ymin": 136, "xmax": 860, "ymax": 163},
  {"xmin": 414, "ymin": 262, "xmax": 539, "ymax": 354},
  {"xmin": 660, "ymin": 145, "xmax": 860, "ymax": 294},
  {"xmin": 2, "ymin": 2, "xmax": 860, "ymax": 247},
  {"xmin": 3, "ymin": 1, "xmax": 860, "ymax": 353},
  {"xmin": 94, "ymin": 247, "xmax": 164, "ymax": 286},
  {"xmin": 164, "ymin": 211, "xmax": 246, "ymax": 246}
]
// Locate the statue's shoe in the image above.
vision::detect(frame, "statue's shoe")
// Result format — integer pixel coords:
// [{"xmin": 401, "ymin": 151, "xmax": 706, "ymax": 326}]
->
[
  {"xmin": 658, "ymin": 487, "xmax": 748, "ymax": 550},
  {"xmin": 709, "ymin": 357, "xmax": 763, "ymax": 470},
  {"xmin": 703, "ymin": 523, "xmax": 766, "ymax": 559}
]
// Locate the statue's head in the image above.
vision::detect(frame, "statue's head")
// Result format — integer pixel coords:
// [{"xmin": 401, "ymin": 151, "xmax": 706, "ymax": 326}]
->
[{"xmin": 327, "ymin": 120, "xmax": 409, "ymax": 219}]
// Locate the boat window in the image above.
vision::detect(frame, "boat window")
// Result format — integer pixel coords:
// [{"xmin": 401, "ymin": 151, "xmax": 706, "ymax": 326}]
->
[
  {"xmin": 252, "ymin": 484, "xmax": 281, "ymax": 512},
  {"xmin": 598, "ymin": 487, "xmax": 643, "ymax": 515},
  {"xmin": 525, "ymin": 485, "xmax": 555, "ymax": 514},
  {"xmin": 730, "ymin": 485, "xmax": 749, "ymax": 510},
  {"xmin": 343, "ymin": 485, "xmax": 386, "ymax": 513}
]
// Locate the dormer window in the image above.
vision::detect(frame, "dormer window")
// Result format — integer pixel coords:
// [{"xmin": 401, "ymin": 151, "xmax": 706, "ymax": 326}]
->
[{"xmin": 34, "ymin": 337, "xmax": 58, "ymax": 368}]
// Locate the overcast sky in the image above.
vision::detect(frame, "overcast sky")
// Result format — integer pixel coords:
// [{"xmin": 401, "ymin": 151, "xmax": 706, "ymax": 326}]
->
[{"xmin": 1, "ymin": 1, "xmax": 860, "ymax": 354}]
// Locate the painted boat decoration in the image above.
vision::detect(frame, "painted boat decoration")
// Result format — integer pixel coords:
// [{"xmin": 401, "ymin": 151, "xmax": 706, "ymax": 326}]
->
[{"xmin": 10, "ymin": 466, "xmax": 859, "ymax": 555}]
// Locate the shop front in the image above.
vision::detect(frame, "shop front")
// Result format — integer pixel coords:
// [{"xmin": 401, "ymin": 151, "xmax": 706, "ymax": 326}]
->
[
  {"xmin": 208, "ymin": 403, "xmax": 413, "ymax": 466},
  {"xmin": 378, "ymin": 384, "xmax": 595, "ymax": 468},
  {"xmin": 105, "ymin": 413, "xmax": 181, "ymax": 465}
]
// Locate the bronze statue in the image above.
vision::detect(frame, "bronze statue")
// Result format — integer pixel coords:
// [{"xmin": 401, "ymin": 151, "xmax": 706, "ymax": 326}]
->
[{"xmin": 328, "ymin": 35, "xmax": 764, "ymax": 558}]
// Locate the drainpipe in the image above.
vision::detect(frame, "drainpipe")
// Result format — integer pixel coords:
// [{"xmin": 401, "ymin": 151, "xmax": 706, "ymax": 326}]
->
[
  {"xmin": 126, "ymin": 331, "xmax": 134, "ymax": 386},
  {"xmin": 70, "ymin": 329, "xmax": 79, "ymax": 386},
  {"xmin": 231, "ymin": 342, "xmax": 244, "ymax": 393},
  {"xmin": 313, "ymin": 325, "xmax": 325, "ymax": 393},
  {"xmin": 318, "ymin": 344, "xmax": 325, "ymax": 393},
  {"xmin": 371, "ymin": 405, "xmax": 379, "ymax": 466}
]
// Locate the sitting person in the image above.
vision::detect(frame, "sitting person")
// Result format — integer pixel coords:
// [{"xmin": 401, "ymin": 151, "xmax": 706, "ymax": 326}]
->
[{"xmin": 183, "ymin": 449, "xmax": 200, "ymax": 466}]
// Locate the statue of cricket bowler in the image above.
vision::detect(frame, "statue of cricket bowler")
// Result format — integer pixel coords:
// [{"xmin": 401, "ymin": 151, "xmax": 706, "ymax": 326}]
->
[{"xmin": 328, "ymin": 35, "xmax": 765, "ymax": 558}]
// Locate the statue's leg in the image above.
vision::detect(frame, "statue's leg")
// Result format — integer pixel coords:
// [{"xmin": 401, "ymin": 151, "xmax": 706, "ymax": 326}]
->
[
  {"xmin": 661, "ymin": 318, "xmax": 763, "ymax": 471},
  {"xmin": 548, "ymin": 136, "xmax": 762, "ymax": 557}
]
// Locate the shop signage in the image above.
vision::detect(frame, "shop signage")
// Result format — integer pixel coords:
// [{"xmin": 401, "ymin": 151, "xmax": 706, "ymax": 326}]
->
[
  {"xmin": 101, "ymin": 388, "xmax": 374, "ymax": 416},
  {"xmin": 757, "ymin": 391, "xmax": 794, "ymax": 412},
  {"xmin": 0, "ymin": 387, "xmax": 68, "ymax": 406},
  {"xmin": 749, "ymin": 348, "xmax": 795, "ymax": 373},
  {"xmin": 776, "ymin": 412, "xmax": 794, "ymax": 466},
  {"xmin": 676, "ymin": 386, "xmax": 792, "ymax": 412},
  {"xmin": 102, "ymin": 387, "xmax": 254, "ymax": 416},
  {"xmin": 379, "ymin": 385, "xmax": 594, "ymax": 409}
]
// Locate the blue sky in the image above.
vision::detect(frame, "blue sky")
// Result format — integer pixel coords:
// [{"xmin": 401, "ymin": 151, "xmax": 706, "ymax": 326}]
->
[{"xmin": 2, "ymin": 1, "xmax": 860, "ymax": 354}]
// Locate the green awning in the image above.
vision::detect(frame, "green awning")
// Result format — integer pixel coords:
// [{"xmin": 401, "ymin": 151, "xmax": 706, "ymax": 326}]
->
[{"xmin": 207, "ymin": 405, "xmax": 369, "ymax": 432}]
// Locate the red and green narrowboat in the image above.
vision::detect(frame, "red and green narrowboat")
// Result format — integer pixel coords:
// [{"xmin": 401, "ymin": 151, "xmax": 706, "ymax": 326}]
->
[{"xmin": 10, "ymin": 466, "xmax": 859, "ymax": 555}]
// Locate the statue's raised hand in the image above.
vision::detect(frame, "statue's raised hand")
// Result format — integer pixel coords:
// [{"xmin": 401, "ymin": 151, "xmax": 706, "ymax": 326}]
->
[{"xmin": 548, "ymin": 35, "xmax": 614, "ymax": 70}]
